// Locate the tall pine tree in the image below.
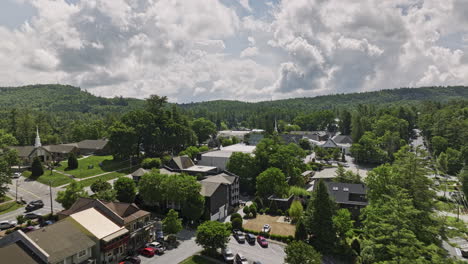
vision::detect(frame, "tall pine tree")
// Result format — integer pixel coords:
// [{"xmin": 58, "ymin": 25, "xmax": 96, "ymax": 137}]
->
[{"xmin": 31, "ymin": 157, "xmax": 44, "ymax": 177}]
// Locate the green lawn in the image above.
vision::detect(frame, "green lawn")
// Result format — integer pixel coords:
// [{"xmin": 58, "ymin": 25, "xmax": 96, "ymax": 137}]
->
[
  {"xmin": 0, "ymin": 195, "xmax": 12, "ymax": 203},
  {"xmin": 179, "ymin": 255, "xmax": 218, "ymax": 264},
  {"xmin": 24, "ymin": 170, "xmax": 74, "ymax": 187},
  {"xmin": 78, "ymin": 167, "xmax": 137, "ymax": 187},
  {"xmin": 0, "ymin": 201, "xmax": 23, "ymax": 215},
  {"xmin": 57, "ymin": 155, "xmax": 130, "ymax": 178}
]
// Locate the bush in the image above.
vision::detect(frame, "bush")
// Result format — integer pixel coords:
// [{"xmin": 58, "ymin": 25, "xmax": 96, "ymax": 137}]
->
[
  {"xmin": 259, "ymin": 209, "xmax": 265, "ymax": 214},
  {"xmin": 67, "ymin": 153, "xmax": 79, "ymax": 170},
  {"xmin": 250, "ymin": 207, "xmax": 257, "ymax": 218},
  {"xmin": 253, "ymin": 196, "xmax": 264, "ymax": 209},
  {"xmin": 277, "ymin": 209, "xmax": 283, "ymax": 216},
  {"xmin": 231, "ymin": 217, "xmax": 242, "ymax": 230},
  {"xmin": 141, "ymin": 158, "xmax": 162, "ymax": 169},
  {"xmin": 265, "ymin": 208, "xmax": 270, "ymax": 214},
  {"xmin": 231, "ymin": 213, "xmax": 242, "ymax": 221},
  {"xmin": 16, "ymin": 215, "xmax": 25, "ymax": 225},
  {"xmin": 31, "ymin": 157, "xmax": 44, "ymax": 177},
  {"xmin": 162, "ymin": 155, "xmax": 172, "ymax": 165},
  {"xmin": 199, "ymin": 146, "xmax": 209, "ymax": 152},
  {"xmin": 243, "ymin": 206, "xmax": 250, "ymax": 215}
]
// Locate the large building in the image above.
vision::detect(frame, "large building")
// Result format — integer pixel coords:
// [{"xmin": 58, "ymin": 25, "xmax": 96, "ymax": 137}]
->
[{"xmin": 197, "ymin": 144, "xmax": 256, "ymax": 171}]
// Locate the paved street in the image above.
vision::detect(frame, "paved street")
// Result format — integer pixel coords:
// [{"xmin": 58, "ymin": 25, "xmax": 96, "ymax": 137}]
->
[{"xmin": 0, "ymin": 176, "xmax": 64, "ymax": 222}]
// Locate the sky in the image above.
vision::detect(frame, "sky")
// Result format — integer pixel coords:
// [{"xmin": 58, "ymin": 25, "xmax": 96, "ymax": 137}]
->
[{"xmin": 0, "ymin": 0, "xmax": 467, "ymax": 103}]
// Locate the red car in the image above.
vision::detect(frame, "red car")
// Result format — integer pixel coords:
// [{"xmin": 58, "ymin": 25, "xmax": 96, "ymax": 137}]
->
[
  {"xmin": 138, "ymin": 247, "xmax": 155, "ymax": 257},
  {"xmin": 257, "ymin": 236, "xmax": 268, "ymax": 247}
]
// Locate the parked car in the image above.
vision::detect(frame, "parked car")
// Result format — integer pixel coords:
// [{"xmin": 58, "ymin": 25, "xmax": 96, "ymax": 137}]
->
[
  {"xmin": 246, "ymin": 233, "xmax": 256, "ymax": 244},
  {"xmin": 12, "ymin": 172, "xmax": 21, "ymax": 178},
  {"xmin": 119, "ymin": 256, "xmax": 141, "ymax": 264},
  {"xmin": 138, "ymin": 247, "xmax": 155, "ymax": 257},
  {"xmin": 21, "ymin": 226, "xmax": 36, "ymax": 233},
  {"xmin": 262, "ymin": 224, "xmax": 271, "ymax": 233},
  {"xmin": 253, "ymin": 262, "xmax": 263, "ymax": 264},
  {"xmin": 146, "ymin": 241, "xmax": 165, "ymax": 254},
  {"xmin": 156, "ymin": 230, "xmax": 164, "ymax": 241},
  {"xmin": 222, "ymin": 248, "xmax": 235, "ymax": 263},
  {"xmin": 26, "ymin": 200, "xmax": 44, "ymax": 211},
  {"xmin": 233, "ymin": 229, "xmax": 245, "ymax": 243},
  {"xmin": 0, "ymin": 221, "xmax": 16, "ymax": 230},
  {"xmin": 257, "ymin": 236, "xmax": 268, "ymax": 247},
  {"xmin": 24, "ymin": 212, "xmax": 41, "ymax": 220},
  {"xmin": 235, "ymin": 253, "xmax": 248, "ymax": 264},
  {"xmin": 40, "ymin": 220, "xmax": 55, "ymax": 227}
]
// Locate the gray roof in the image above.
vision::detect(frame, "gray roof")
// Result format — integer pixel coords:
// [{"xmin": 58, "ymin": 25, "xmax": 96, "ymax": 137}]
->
[
  {"xmin": 171, "ymin": 156, "xmax": 195, "ymax": 170},
  {"xmin": 10, "ymin": 146, "xmax": 35, "ymax": 157},
  {"xmin": 325, "ymin": 182, "xmax": 368, "ymax": 206},
  {"xmin": 333, "ymin": 135, "xmax": 353, "ymax": 144},
  {"xmin": 0, "ymin": 241, "xmax": 45, "ymax": 264},
  {"xmin": 27, "ymin": 219, "xmax": 96, "ymax": 263},
  {"xmin": 43, "ymin": 144, "xmax": 77, "ymax": 154},
  {"xmin": 200, "ymin": 181, "xmax": 222, "ymax": 197},
  {"xmin": 132, "ymin": 168, "xmax": 149, "ymax": 177},
  {"xmin": 76, "ymin": 139, "xmax": 108, "ymax": 150},
  {"xmin": 202, "ymin": 173, "xmax": 236, "ymax": 185}
]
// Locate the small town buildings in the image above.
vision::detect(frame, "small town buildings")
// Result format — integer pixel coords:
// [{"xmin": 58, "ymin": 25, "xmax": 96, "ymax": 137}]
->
[
  {"xmin": 200, "ymin": 181, "xmax": 229, "ymax": 220},
  {"xmin": 166, "ymin": 156, "xmax": 217, "ymax": 175},
  {"xmin": 325, "ymin": 182, "xmax": 368, "ymax": 219},
  {"xmin": 70, "ymin": 208, "xmax": 130, "ymax": 264},
  {"xmin": 131, "ymin": 168, "xmax": 149, "ymax": 183},
  {"xmin": 58, "ymin": 198, "xmax": 154, "ymax": 252},
  {"xmin": 64, "ymin": 139, "xmax": 110, "ymax": 156},
  {"xmin": 197, "ymin": 144, "xmax": 256, "ymax": 171},
  {"xmin": 201, "ymin": 172, "xmax": 240, "ymax": 209},
  {"xmin": 0, "ymin": 230, "xmax": 49, "ymax": 264}
]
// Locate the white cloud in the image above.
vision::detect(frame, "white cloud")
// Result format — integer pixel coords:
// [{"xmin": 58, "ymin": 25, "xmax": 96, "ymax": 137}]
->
[{"xmin": 0, "ymin": 0, "xmax": 467, "ymax": 102}]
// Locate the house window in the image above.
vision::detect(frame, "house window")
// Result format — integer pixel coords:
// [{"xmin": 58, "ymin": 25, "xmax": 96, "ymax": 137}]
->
[
  {"xmin": 343, "ymin": 187, "xmax": 349, "ymax": 192},
  {"xmin": 78, "ymin": 249, "xmax": 87, "ymax": 258},
  {"xmin": 332, "ymin": 187, "xmax": 338, "ymax": 191}
]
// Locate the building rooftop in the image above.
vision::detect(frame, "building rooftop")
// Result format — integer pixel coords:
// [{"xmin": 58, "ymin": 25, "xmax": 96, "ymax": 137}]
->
[
  {"xmin": 200, "ymin": 181, "xmax": 222, "ymax": 197},
  {"xmin": 325, "ymin": 182, "xmax": 368, "ymax": 206},
  {"xmin": 311, "ymin": 168, "xmax": 337, "ymax": 179},
  {"xmin": 27, "ymin": 219, "xmax": 95, "ymax": 264},
  {"xmin": 70, "ymin": 208, "xmax": 127, "ymax": 239},
  {"xmin": 0, "ymin": 241, "xmax": 46, "ymax": 264},
  {"xmin": 185, "ymin": 165, "xmax": 218, "ymax": 172},
  {"xmin": 131, "ymin": 168, "xmax": 149, "ymax": 177},
  {"xmin": 221, "ymin": 144, "xmax": 256, "ymax": 153},
  {"xmin": 202, "ymin": 173, "xmax": 237, "ymax": 185}
]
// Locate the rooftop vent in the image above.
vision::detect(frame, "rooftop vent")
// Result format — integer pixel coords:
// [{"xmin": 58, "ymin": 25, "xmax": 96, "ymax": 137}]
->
[
  {"xmin": 343, "ymin": 187, "xmax": 349, "ymax": 192},
  {"xmin": 332, "ymin": 187, "xmax": 338, "ymax": 191}
]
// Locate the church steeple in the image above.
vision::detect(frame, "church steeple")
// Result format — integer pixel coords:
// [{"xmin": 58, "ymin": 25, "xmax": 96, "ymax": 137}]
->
[
  {"xmin": 34, "ymin": 126, "xmax": 42, "ymax": 148},
  {"xmin": 274, "ymin": 118, "xmax": 278, "ymax": 134}
]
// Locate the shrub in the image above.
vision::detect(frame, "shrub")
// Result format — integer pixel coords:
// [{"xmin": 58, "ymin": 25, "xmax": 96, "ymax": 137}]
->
[
  {"xmin": 16, "ymin": 215, "xmax": 25, "ymax": 225},
  {"xmin": 162, "ymin": 155, "xmax": 172, "ymax": 165},
  {"xmin": 141, "ymin": 158, "xmax": 162, "ymax": 169},
  {"xmin": 250, "ymin": 207, "xmax": 257, "ymax": 218},
  {"xmin": 231, "ymin": 213, "xmax": 242, "ymax": 221},
  {"xmin": 243, "ymin": 214, "xmax": 250, "ymax": 219},
  {"xmin": 265, "ymin": 207, "xmax": 270, "ymax": 214},
  {"xmin": 243, "ymin": 206, "xmax": 250, "ymax": 215},
  {"xmin": 253, "ymin": 196, "xmax": 264, "ymax": 209},
  {"xmin": 277, "ymin": 209, "xmax": 283, "ymax": 216},
  {"xmin": 31, "ymin": 157, "xmax": 44, "ymax": 177},
  {"xmin": 231, "ymin": 217, "xmax": 243, "ymax": 230},
  {"xmin": 199, "ymin": 146, "xmax": 209, "ymax": 152},
  {"xmin": 67, "ymin": 153, "xmax": 79, "ymax": 170}
]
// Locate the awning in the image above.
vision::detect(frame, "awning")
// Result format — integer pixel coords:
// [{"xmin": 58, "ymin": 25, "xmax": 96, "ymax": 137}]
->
[{"xmin": 103, "ymin": 228, "xmax": 129, "ymax": 243}]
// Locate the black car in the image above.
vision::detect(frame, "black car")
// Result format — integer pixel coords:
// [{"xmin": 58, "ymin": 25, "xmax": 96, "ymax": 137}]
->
[
  {"xmin": 24, "ymin": 213, "xmax": 40, "ymax": 220},
  {"xmin": 26, "ymin": 200, "xmax": 44, "ymax": 212},
  {"xmin": 120, "ymin": 256, "xmax": 141, "ymax": 264},
  {"xmin": 246, "ymin": 233, "xmax": 256, "ymax": 244}
]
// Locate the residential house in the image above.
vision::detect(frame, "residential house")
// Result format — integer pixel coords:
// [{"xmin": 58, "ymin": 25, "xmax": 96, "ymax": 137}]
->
[
  {"xmin": 58, "ymin": 198, "xmax": 154, "ymax": 252},
  {"xmin": 325, "ymin": 182, "xmax": 368, "ymax": 219},
  {"xmin": 197, "ymin": 144, "xmax": 255, "ymax": 171},
  {"xmin": 130, "ymin": 168, "xmax": 149, "ymax": 183},
  {"xmin": 70, "ymin": 208, "xmax": 130, "ymax": 264}
]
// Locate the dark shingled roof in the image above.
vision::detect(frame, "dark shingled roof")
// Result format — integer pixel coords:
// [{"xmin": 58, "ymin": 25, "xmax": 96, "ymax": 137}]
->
[
  {"xmin": 43, "ymin": 144, "xmax": 77, "ymax": 154},
  {"xmin": 76, "ymin": 139, "xmax": 109, "ymax": 150},
  {"xmin": 9, "ymin": 146, "xmax": 35, "ymax": 157},
  {"xmin": 325, "ymin": 182, "xmax": 368, "ymax": 206},
  {"xmin": 132, "ymin": 168, "xmax": 149, "ymax": 177},
  {"xmin": 27, "ymin": 219, "xmax": 95, "ymax": 264},
  {"xmin": 171, "ymin": 156, "xmax": 195, "ymax": 170},
  {"xmin": 200, "ymin": 181, "xmax": 222, "ymax": 197},
  {"xmin": 0, "ymin": 241, "xmax": 46, "ymax": 264},
  {"xmin": 333, "ymin": 135, "xmax": 353, "ymax": 144}
]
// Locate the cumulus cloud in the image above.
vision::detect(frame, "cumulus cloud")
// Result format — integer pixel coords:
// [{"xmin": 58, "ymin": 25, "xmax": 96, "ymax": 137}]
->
[{"xmin": 0, "ymin": 0, "xmax": 467, "ymax": 102}]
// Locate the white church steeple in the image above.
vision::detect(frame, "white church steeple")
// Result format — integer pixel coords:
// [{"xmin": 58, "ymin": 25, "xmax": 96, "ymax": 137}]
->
[{"xmin": 34, "ymin": 126, "xmax": 42, "ymax": 148}]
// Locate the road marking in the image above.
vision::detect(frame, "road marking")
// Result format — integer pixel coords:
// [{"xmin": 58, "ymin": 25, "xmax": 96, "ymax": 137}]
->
[{"xmin": 17, "ymin": 186, "xmax": 41, "ymax": 199}]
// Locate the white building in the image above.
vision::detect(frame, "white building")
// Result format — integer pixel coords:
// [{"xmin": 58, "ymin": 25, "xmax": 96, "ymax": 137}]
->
[{"xmin": 197, "ymin": 144, "xmax": 256, "ymax": 170}]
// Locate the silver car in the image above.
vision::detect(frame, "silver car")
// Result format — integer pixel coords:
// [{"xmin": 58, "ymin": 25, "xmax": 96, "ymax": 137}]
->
[{"xmin": 222, "ymin": 248, "xmax": 234, "ymax": 263}]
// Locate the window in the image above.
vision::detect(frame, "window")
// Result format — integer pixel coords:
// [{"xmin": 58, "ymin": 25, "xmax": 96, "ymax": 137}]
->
[
  {"xmin": 343, "ymin": 187, "xmax": 349, "ymax": 192},
  {"xmin": 78, "ymin": 249, "xmax": 87, "ymax": 258},
  {"xmin": 332, "ymin": 187, "xmax": 339, "ymax": 191}
]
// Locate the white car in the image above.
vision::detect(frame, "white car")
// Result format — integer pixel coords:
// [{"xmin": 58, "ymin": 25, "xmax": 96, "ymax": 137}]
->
[
  {"xmin": 146, "ymin": 241, "xmax": 165, "ymax": 254},
  {"xmin": 222, "ymin": 248, "xmax": 234, "ymax": 263},
  {"xmin": 262, "ymin": 224, "xmax": 271, "ymax": 233},
  {"xmin": 0, "ymin": 221, "xmax": 16, "ymax": 230},
  {"xmin": 12, "ymin": 172, "xmax": 21, "ymax": 178}
]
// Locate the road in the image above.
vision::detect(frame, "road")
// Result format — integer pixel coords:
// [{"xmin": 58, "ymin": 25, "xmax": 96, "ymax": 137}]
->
[
  {"xmin": 0, "ymin": 176, "xmax": 64, "ymax": 222},
  {"xmin": 227, "ymin": 236, "xmax": 286, "ymax": 264}
]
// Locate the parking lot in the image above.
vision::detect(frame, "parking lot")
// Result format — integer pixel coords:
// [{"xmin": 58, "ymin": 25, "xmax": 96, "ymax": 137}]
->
[{"xmin": 227, "ymin": 235, "xmax": 286, "ymax": 264}]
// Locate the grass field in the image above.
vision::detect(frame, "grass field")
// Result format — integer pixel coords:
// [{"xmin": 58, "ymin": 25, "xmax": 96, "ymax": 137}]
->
[
  {"xmin": 0, "ymin": 201, "xmax": 23, "ymax": 215},
  {"xmin": 57, "ymin": 155, "xmax": 130, "ymax": 178},
  {"xmin": 179, "ymin": 255, "xmax": 218, "ymax": 264},
  {"xmin": 0, "ymin": 196, "xmax": 12, "ymax": 203},
  {"xmin": 78, "ymin": 167, "xmax": 137, "ymax": 187},
  {"xmin": 243, "ymin": 215, "xmax": 296, "ymax": 236},
  {"xmin": 24, "ymin": 170, "xmax": 73, "ymax": 187}
]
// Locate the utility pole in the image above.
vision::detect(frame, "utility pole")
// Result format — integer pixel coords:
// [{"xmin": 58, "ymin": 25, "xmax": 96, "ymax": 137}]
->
[
  {"xmin": 49, "ymin": 180, "xmax": 53, "ymax": 215},
  {"xmin": 15, "ymin": 179, "xmax": 19, "ymax": 202}
]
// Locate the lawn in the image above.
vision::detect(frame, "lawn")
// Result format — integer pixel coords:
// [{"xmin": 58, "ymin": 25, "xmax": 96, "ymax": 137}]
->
[
  {"xmin": 0, "ymin": 201, "xmax": 23, "ymax": 215},
  {"xmin": 179, "ymin": 255, "xmax": 218, "ymax": 264},
  {"xmin": 57, "ymin": 155, "xmax": 130, "ymax": 178},
  {"xmin": 243, "ymin": 215, "xmax": 296, "ymax": 236},
  {"xmin": 78, "ymin": 167, "xmax": 137, "ymax": 187},
  {"xmin": 0, "ymin": 195, "xmax": 12, "ymax": 203},
  {"xmin": 24, "ymin": 170, "xmax": 73, "ymax": 187}
]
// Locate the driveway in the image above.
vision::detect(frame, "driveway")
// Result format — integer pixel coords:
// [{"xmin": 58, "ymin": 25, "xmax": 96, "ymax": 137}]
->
[
  {"xmin": 227, "ymin": 235, "xmax": 286, "ymax": 264},
  {"xmin": 140, "ymin": 229, "xmax": 202, "ymax": 264},
  {"xmin": 0, "ymin": 176, "xmax": 64, "ymax": 222}
]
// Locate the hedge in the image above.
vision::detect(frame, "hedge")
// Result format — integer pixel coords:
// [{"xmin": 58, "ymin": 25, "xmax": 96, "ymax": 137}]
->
[{"xmin": 241, "ymin": 228, "xmax": 293, "ymax": 244}]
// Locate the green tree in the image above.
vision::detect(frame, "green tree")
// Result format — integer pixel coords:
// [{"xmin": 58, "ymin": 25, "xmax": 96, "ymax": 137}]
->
[
  {"xmin": 31, "ymin": 157, "xmax": 44, "ymax": 177},
  {"xmin": 67, "ymin": 153, "xmax": 78, "ymax": 170},
  {"xmin": 437, "ymin": 152, "xmax": 448, "ymax": 175},
  {"xmin": 285, "ymin": 241, "xmax": 322, "ymax": 264},
  {"xmin": 289, "ymin": 200, "xmax": 304, "ymax": 223},
  {"xmin": 192, "ymin": 118, "xmax": 217, "ymax": 144},
  {"xmin": 446, "ymin": 147, "xmax": 463, "ymax": 175},
  {"xmin": 0, "ymin": 130, "xmax": 18, "ymax": 197},
  {"xmin": 114, "ymin": 177, "xmax": 136, "ymax": 203},
  {"xmin": 294, "ymin": 217, "xmax": 307, "ymax": 241},
  {"xmin": 56, "ymin": 181, "xmax": 88, "ymax": 209},
  {"xmin": 90, "ymin": 179, "xmax": 112, "ymax": 193},
  {"xmin": 138, "ymin": 172, "xmax": 166, "ymax": 206},
  {"xmin": 461, "ymin": 166, "xmax": 468, "ymax": 200},
  {"xmin": 141, "ymin": 158, "xmax": 162, "ymax": 169},
  {"xmin": 181, "ymin": 193, "xmax": 205, "ymax": 222},
  {"xmin": 256, "ymin": 168, "xmax": 289, "ymax": 199},
  {"xmin": 339, "ymin": 110, "xmax": 352, "ymax": 135},
  {"xmin": 226, "ymin": 152, "xmax": 258, "ymax": 194},
  {"xmin": 231, "ymin": 217, "xmax": 243, "ymax": 230},
  {"xmin": 108, "ymin": 121, "xmax": 137, "ymax": 160},
  {"xmin": 93, "ymin": 189, "xmax": 116, "ymax": 202},
  {"xmin": 333, "ymin": 209, "xmax": 354, "ymax": 240},
  {"xmin": 305, "ymin": 179, "xmax": 336, "ymax": 254},
  {"xmin": 163, "ymin": 209, "xmax": 183, "ymax": 235},
  {"xmin": 431, "ymin": 136, "xmax": 448, "ymax": 156},
  {"xmin": 195, "ymin": 221, "xmax": 231, "ymax": 255}
]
